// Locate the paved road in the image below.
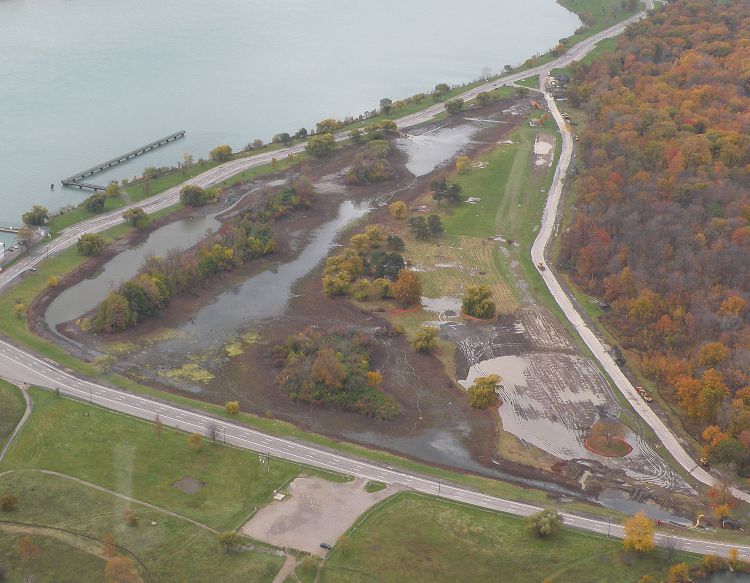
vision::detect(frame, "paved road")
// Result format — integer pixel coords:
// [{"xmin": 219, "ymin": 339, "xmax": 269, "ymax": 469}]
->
[
  {"xmin": 3, "ymin": 0, "xmax": 747, "ymax": 558},
  {"xmin": 0, "ymin": 3, "xmax": 649, "ymax": 295},
  {"xmin": 0, "ymin": 338, "xmax": 746, "ymax": 559},
  {"xmin": 530, "ymin": 52, "xmax": 750, "ymax": 504}
]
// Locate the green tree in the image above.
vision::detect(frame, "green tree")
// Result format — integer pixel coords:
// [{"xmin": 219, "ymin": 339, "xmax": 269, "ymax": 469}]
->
[
  {"xmin": 394, "ymin": 269, "xmax": 422, "ymax": 307},
  {"xmin": 21, "ymin": 204, "xmax": 49, "ymax": 226},
  {"xmin": 445, "ymin": 98, "xmax": 465, "ymax": 114},
  {"xmin": 468, "ymin": 374, "xmax": 500, "ymax": 409},
  {"xmin": 412, "ymin": 326, "xmax": 438, "ymax": 353},
  {"xmin": 180, "ymin": 184, "xmax": 218, "ymax": 207},
  {"xmin": 526, "ymin": 509, "xmax": 563, "ymax": 538},
  {"xmin": 305, "ymin": 133, "xmax": 336, "ymax": 157},
  {"xmin": 316, "ymin": 119, "xmax": 343, "ymax": 134},
  {"xmin": 476, "ymin": 91, "xmax": 493, "ymax": 106},
  {"xmin": 92, "ymin": 292, "xmax": 134, "ymax": 332},
  {"xmin": 433, "ymin": 82, "xmax": 450, "ymax": 100},
  {"xmin": 77, "ymin": 233, "xmax": 105, "ymax": 256},
  {"xmin": 379, "ymin": 97, "xmax": 393, "ymax": 114},
  {"xmin": 427, "ymin": 214, "xmax": 443, "ymax": 236},
  {"xmin": 84, "ymin": 192, "xmax": 107, "ymax": 212},
  {"xmin": 462, "ymin": 285, "xmax": 496, "ymax": 319},
  {"xmin": 122, "ymin": 207, "xmax": 149, "ymax": 229},
  {"xmin": 209, "ymin": 144, "xmax": 233, "ymax": 162},
  {"xmin": 272, "ymin": 132, "xmax": 292, "ymax": 145},
  {"xmin": 408, "ymin": 216, "xmax": 431, "ymax": 240}
]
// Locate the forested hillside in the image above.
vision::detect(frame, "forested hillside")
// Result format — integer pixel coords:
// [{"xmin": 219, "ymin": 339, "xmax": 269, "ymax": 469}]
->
[{"xmin": 561, "ymin": 0, "xmax": 750, "ymax": 471}]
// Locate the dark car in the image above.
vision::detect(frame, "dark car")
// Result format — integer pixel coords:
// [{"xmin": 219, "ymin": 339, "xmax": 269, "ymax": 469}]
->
[{"xmin": 320, "ymin": 543, "xmax": 331, "ymax": 550}]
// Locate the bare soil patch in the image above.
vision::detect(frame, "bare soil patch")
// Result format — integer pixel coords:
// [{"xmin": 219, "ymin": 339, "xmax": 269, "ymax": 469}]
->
[
  {"xmin": 172, "ymin": 476, "xmax": 206, "ymax": 494},
  {"xmin": 240, "ymin": 476, "xmax": 394, "ymax": 556}
]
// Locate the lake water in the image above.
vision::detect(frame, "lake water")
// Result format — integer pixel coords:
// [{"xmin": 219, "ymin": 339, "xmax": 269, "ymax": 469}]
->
[{"xmin": 0, "ymin": 0, "xmax": 579, "ymax": 243}]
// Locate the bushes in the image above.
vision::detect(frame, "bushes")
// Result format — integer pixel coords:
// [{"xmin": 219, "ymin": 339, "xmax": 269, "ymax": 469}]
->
[
  {"xmin": 0, "ymin": 492, "xmax": 17, "ymax": 512},
  {"xmin": 526, "ymin": 509, "xmax": 562, "ymax": 539},
  {"xmin": 306, "ymin": 133, "xmax": 336, "ymax": 157},
  {"xmin": 412, "ymin": 326, "xmax": 438, "ymax": 353},
  {"xmin": 275, "ymin": 328, "xmax": 401, "ymax": 420}
]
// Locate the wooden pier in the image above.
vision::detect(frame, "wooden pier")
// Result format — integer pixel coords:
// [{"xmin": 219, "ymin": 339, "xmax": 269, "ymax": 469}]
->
[
  {"xmin": 61, "ymin": 130, "xmax": 186, "ymax": 191},
  {"xmin": 0, "ymin": 227, "xmax": 19, "ymax": 235}
]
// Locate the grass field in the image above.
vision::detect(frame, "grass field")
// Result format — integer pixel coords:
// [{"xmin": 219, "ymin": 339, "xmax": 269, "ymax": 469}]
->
[
  {"xmin": 316, "ymin": 494, "xmax": 694, "ymax": 583},
  {"xmin": 0, "ymin": 471, "xmax": 283, "ymax": 583},
  {"xmin": 0, "ymin": 380, "xmax": 24, "ymax": 450},
  {"xmin": 0, "ymin": 530, "xmax": 104, "ymax": 583},
  {"xmin": 1, "ymin": 388, "xmax": 344, "ymax": 532}
]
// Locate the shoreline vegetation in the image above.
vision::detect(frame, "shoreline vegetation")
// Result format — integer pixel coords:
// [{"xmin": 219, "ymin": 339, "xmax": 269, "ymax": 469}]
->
[{"xmin": 0, "ymin": 0, "xmax": 712, "ymax": 548}]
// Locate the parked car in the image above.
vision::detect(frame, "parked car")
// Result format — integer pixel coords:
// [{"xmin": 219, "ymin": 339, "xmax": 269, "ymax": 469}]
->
[{"xmin": 320, "ymin": 543, "xmax": 331, "ymax": 550}]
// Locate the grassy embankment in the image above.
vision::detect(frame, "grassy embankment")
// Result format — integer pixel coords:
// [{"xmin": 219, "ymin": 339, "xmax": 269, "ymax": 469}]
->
[
  {"xmin": 298, "ymin": 494, "xmax": 697, "ymax": 583},
  {"xmin": 0, "ymin": 387, "xmax": 358, "ymax": 582},
  {"xmin": 0, "ymin": 379, "xmax": 25, "ymax": 451}
]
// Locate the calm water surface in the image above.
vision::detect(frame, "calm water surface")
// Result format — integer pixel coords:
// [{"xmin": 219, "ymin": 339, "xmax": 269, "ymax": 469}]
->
[{"xmin": 0, "ymin": 0, "xmax": 579, "ymax": 240}]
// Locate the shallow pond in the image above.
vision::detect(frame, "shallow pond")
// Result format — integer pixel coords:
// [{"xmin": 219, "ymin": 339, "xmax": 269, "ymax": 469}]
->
[
  {"xmin": 45, "ymin": 212, "xmax": 220, "ymax": 330},
  {"xmin": 144, "ymin": 200, "xmax": 369, "ymax": 355},
  {"xmin": 397, "ymin": 124, "xmax": 481, "ymax": 177},
  {"xmin": 597, "ymin": 488, "xmax": 691, "ymax": 526}
]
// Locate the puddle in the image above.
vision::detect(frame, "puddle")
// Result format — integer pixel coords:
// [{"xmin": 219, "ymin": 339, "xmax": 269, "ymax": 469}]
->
[
  {"xmin": 45, "ymin": 212, "xmax": 221, "ymax": 330},
  {"xmin": 597, "ymin": 488, "xmax": 692, "ymax": 526},
  {"xmin": 143, "ymin": 200, "xmax": 369, "ymax": 355},
  {"xmin": 397, "ymin": 124, "xmax": 480, "ymax": 177},
  {"xmin": 421, "ymin": 295, "xmax": 462, "ymax": 323},
  {"xmin": 458, "ymin": 353, "xmax": 691, "ymax": 492}
]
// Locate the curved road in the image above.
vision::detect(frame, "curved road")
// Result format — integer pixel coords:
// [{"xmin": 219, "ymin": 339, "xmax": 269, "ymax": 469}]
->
[
  {"xmin": 530, "ymin": 72, "xmax": 750, "ymax": 504},
  {"xmin": 2, "ymin": 0, "xmax": 747, "ymax": 558}
]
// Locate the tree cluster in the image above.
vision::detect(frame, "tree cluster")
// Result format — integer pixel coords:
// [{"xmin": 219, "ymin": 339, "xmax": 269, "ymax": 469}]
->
[
  {"xmin": 91, "ymin": 184, "xmax": 313, "ymax": 333},
  {"xmin": 346, "ymin": 140, "xmax": 394, "ymax": 185},
  {"xmin": 274, "ymin": 328, "xmax": 401, "ymax": 420},
  {"xmin": 559, "ymin": 0, "xmax": 750, "ymax": 470}
]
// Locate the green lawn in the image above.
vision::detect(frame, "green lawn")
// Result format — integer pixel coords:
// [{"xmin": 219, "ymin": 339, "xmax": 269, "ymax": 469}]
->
[
  {"xmin": 0, "ymin": 471, "xmax": 283, "ymax": 583},
  {"xmin": 1, "ymin": 389, "xmax": 342, "ymax": 531},
  {"xmin": 0, "ymin": 380, "xmax": 24, "ymax": 450},
  {"xmin": 318, "ymin": 494, "xmax": 695, "ymax": 583},
  {"xmin": 48, "ymin": 193, "xmax": 128, "ymax": 235},
  {"xmin": 0, "ymin": 531, "xmax": 104, "ymax": 583}
]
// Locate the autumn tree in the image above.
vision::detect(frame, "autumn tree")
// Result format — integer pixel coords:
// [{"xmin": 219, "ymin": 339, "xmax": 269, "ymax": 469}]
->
[
  {"xmin": 526, "ymin": 509, "xmax": 562, "ymax": 539},
  {"xmin": 412, "ymin": 326, "xmax": 438, "ymax": 353},
  {"xmin": 468, "ymin": 375, "xmax": 500, "ymax": 409},
  {"xmin": 209, "ymin": 144, "xmax": 233, "ymax": 162},
  {"xmin": 455, "ymin": 155, "xmax": 471, "ymax": 174},
  {"xmin": 393, "ymin": 269, "xmax": 422, "ymax": 307},
  {"xmin": 389, "ymin": 201, "xmax": 407, "ymax": 219},
  {"xmin": 47, "ymin": 275, "xmax": 58, "ymax": 287},
  {"xmin": 311, "ymin": 347, "xmax": 346, "ymax": 388},
  {"xmin": 225, "ymin": 401, "xmax": 240, "ymax": 415},
  {"xmin": 12, "ymin": 303, "xmax": 25, "ymax": 320},
  {"xmin": 667, "ymin": 563, "xmax": 689, "ymax": 583},
  {"xmin": 622, "ymin": 511, "xmax": 655, "ymax": 553},
  {"xmin": 188, "ymin": 432, "xmax": 202, "ymax": 451}
]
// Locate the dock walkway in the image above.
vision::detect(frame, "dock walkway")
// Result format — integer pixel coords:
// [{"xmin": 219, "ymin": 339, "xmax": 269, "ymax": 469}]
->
[{"xmin": 61, "ymin": 130, "xmax": 185, "ymax": 191}]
